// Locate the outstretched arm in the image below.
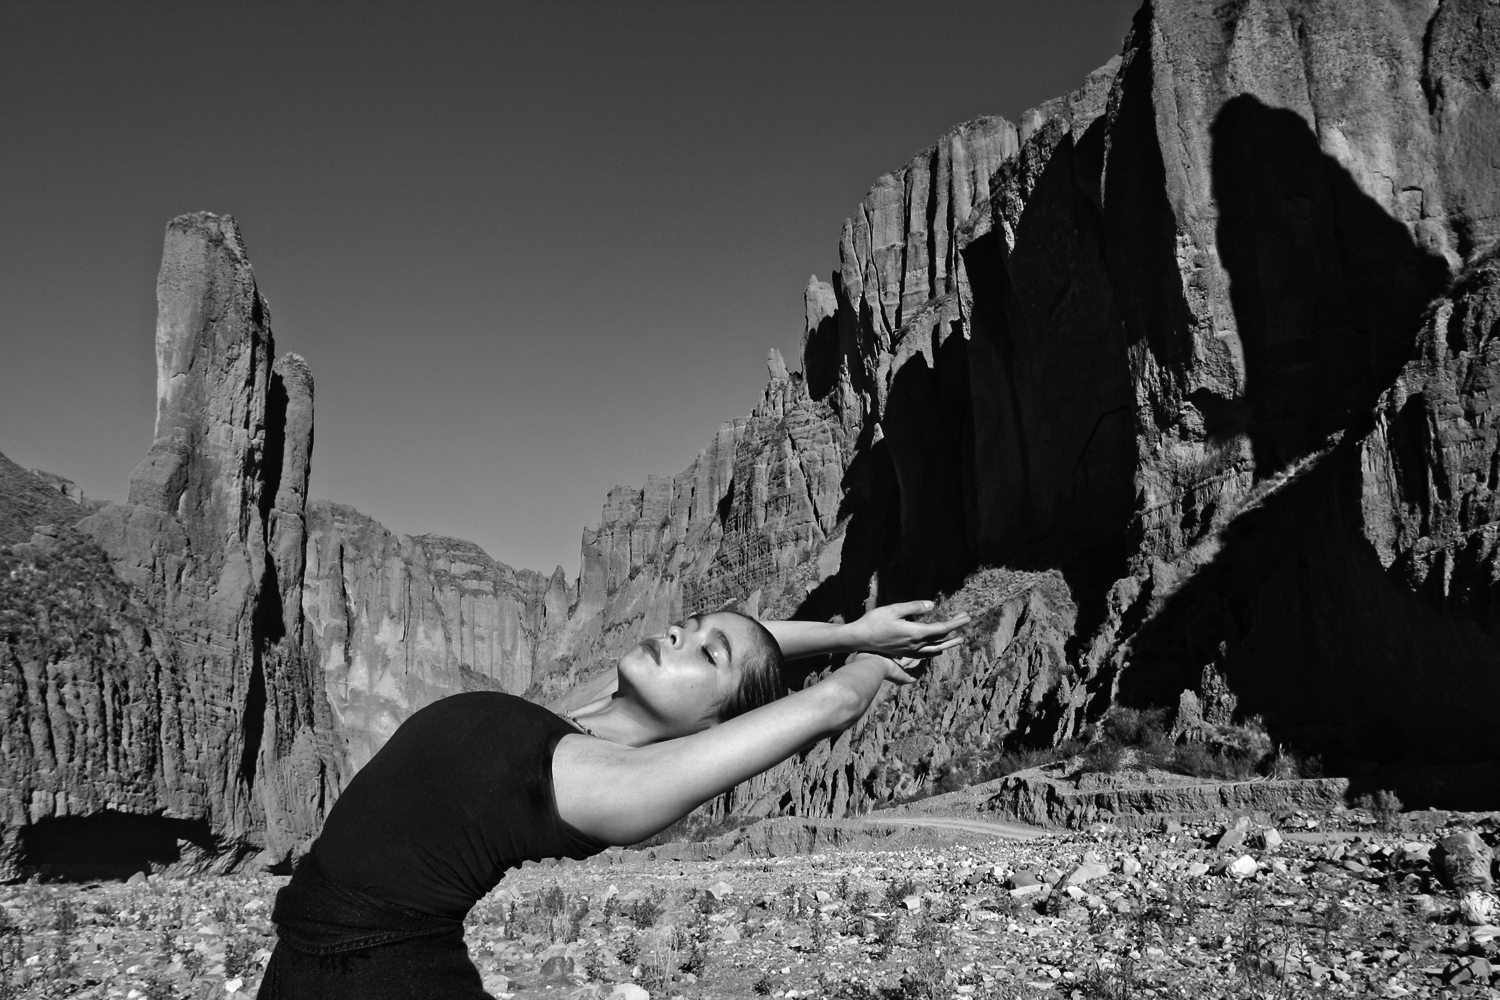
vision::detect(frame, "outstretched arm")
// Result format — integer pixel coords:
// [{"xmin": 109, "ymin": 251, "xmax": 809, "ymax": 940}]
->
[
  {"xmin": 764, "ymin": 601, "xmax": 969, "ymax": 660},
  {"xmin": 552, "ymin": 653, "xmax": 917, "ymax": 845}
]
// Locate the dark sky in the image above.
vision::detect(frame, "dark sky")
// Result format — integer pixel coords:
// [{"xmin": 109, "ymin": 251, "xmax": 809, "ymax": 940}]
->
[{"xmin": 0, "ymin": 0, "xmax": 1139, "ymax": 576}]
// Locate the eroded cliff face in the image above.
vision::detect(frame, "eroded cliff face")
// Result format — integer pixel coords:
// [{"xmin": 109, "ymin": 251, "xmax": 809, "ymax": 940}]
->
[
  {"xmin": 300, "ymin": 501, "xmax": 569, "ymax": 776},
  {"xmin": 4, "ymin": 0, "xmax": 1498, "ymax": 875},
  {"xmin": 0, "ymin": 214, "xmax": 331, "ymax": 875},
  {"xmin": 546, "ymin": 0, "xmax": 1500, "ymax": 812}
]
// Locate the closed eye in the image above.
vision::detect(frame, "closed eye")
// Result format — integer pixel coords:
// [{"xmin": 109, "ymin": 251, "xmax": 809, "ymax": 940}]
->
[{"xmin": 702, "ymin": 646, "xmax": 717, "ymax": 665}]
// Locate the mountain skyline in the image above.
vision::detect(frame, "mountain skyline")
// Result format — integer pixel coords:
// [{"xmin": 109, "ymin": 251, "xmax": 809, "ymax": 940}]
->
[{"xmin": 0, "ymin": 0, "xmax": 1138, "ymax": 576}]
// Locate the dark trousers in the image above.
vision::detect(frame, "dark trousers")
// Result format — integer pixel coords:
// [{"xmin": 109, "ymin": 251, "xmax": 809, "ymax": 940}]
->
[{"xmin": 257, "ymin": 853, "xmax": 491, "ymax": 999}]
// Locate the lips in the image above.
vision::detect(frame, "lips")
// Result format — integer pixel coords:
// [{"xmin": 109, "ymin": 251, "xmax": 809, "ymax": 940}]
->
[{"xmin": 640, "ymin": 637, "xmax": 661, "ymax": 663}]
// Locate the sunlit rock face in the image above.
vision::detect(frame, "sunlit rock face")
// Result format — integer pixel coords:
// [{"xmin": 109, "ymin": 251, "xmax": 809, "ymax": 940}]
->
[
  {"xmin": 547, "ymin": 0, "xmax": 1500, "ymax": 812},
  {"xmin": 5, "ymin": 0, "xmax": 1500, "ymax": 879},
  {"xmin": 300, "ymin": 501, "xmax": 568, "ymax": 774}
]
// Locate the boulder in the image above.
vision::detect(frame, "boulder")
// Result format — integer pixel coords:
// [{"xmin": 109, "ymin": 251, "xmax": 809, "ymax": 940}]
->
[{"xmin": 1437, "ymin": 832, "xmax": 1495, "ymax": 891}]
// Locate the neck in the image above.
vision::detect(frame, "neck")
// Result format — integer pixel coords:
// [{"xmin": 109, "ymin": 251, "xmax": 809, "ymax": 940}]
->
[{"xmin": 570, "ymin": 695, "xmax": 703, "ymax": 748}]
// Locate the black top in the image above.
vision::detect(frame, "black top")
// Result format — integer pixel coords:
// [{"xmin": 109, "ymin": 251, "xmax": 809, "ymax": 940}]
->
[{"xmin": 311, "ymin": 692, "xmax": 608, "ymax": 920}]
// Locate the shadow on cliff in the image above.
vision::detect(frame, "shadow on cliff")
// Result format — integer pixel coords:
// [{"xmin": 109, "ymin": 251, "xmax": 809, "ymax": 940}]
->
[
  {"xmin": 793, "ymin": 90, "xmax": 1139, "ymax": 697},
  {"xmin": 1114, "ymin": 96, "xmax": 1499, "ymax": 807},
  {"xmin": 18, "ymin": 811, "xmax": 217, "ymax": 882},
  {"xmin": 1207, "ymin": 95, "xmax": 1451, "ymax": 474}
]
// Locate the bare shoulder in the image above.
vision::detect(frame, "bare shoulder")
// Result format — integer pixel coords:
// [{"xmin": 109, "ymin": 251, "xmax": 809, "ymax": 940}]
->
[
  {"xmin": 552, "ymin": 733, "xmax": 642, "ymax": 845},
  {"xmin": 552, "ymin": 732, "xmax": 633, "ymax": 789}
]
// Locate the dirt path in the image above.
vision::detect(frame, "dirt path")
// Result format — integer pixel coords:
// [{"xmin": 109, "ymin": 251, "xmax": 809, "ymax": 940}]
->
[{"xmin": 859, "ymin": 814, "xmax": 1050, "ymax": 840}]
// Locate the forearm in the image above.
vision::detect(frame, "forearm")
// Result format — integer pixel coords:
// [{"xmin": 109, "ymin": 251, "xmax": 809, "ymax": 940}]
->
[
  {"xmin": 555, "ymin": 667, "xmax": 877, "ymax": 844},
  {"xmin": 762, "ymin": 618, "xmax": 859, "ymax": 660}
]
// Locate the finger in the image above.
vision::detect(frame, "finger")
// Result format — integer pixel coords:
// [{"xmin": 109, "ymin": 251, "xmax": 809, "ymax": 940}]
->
[
  {"xmin": 914, "ymin": 637, "xmax": 964, "ymax": 655},
  {"xmin": 918, "ymin": 614, "xmax": 970, "ymax": 635},
  {"xmin": 885, "ymin": 599, "xmax": 936, "ymax": 619}
]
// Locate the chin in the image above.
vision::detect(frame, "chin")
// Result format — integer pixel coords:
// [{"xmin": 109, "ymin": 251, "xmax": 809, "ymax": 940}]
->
[{"xmin": 616, "ymin": 647, "xmax": 650, "ymax": 680}]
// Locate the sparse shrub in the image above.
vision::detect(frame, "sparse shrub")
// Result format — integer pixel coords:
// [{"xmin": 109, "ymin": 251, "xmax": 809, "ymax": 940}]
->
[
  {"xmin": 566, "ymin": 894, "xmax": 589, "ymax": 941},
  {"xmin": 1315, "ymin": 903, "xmax": 1347, "ymax": 960},
  {"xmin": 51, "ymin": 899, "xmax": 77, "ymax": 934},
  {"xmin": 883, "ymin": 879, "xmax": 918, "ymax": 910},
  {"xmin": 1081, "ymin": 741, "xmax": 1128, "ymax": 774},
  {"xmin": 223, "ymin": 935, "xmax": 255, "ymax": 979},
  {"xmin": 873, "ymin": 913, "xmax": 900, "ymax": 949},
  {"xmin": 140, "ymin": 973, "xmax": 177, "ymax": 1000},
  {"xmin": 583, "ymin": 950, "xmax": 609, "ymax": 982},
  {"xmin": 181, "ymin": 949, "xmax": 206, "ymax": 979},
  {"xmin": 679, "ymin": 932, "xmax": 709, "ymax": 977},
  {"xmin": 615, "ymin": 933, "xmax": 641, "ymax": 969},
  {"xmin": 627, "ymin": 892, "xmax": 661, "ymax": 928},
  {"xmin": 1354, "ymin": 789, "xmax": 1404, "ymax": 830},
  {"xmin": 211, "ymin": 895, "xmax": 234, "ymax": 926},
  {"xmin": 639, "ymin": 924, "xmax": 685, "ymax": 991},
  {"xmin": 1080, "ymin": 957, "xmax": 1138, "ymax": 1000},
  {"xmin": 895, "ymin": 950, "xmax": 947, "ymax": 1000},
  {"xmin": 752, "ymin": 972, "xmax": 775, "ymax": 995}
]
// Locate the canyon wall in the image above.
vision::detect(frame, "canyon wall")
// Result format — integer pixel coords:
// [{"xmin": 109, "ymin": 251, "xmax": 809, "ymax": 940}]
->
[
  {"xmin": 3, "ymin": 0, "xmax": 1499, "ymax": 878},
  {"xmin": 549, "ymin": 0, "xmax": 1500, "ymax": 813},
  {"xmin": 0, "ymin": 214, "xmax": 332, "ymax": 875},
  {"xmin": 300, "ymin": 501, "xmax": 570, "ymax": 775}
]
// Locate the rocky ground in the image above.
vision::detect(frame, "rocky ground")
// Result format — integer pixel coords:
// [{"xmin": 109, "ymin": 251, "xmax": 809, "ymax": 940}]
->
[{"xmin": 0, "ymin": 807, "xmax": 1495, "ymax": 1000}]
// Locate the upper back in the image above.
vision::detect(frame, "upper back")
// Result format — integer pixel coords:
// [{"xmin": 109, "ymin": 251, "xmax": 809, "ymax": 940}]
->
[{"xmin": 312, "ymin": 692, "xmax": 606, "ymax": 919}]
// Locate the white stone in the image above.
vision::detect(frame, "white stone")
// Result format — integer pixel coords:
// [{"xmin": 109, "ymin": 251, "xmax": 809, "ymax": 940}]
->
[
  {"xmin": 610, "ymin": 985, "xmax": 650, "ymax": 1000},
  {"xmin": 1227, "ymin": 855, "xmax": 1259, "ymax": 879}
]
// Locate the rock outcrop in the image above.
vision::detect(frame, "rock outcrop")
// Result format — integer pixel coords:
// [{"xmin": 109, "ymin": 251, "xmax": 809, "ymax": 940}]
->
[
  {"xmin": 0, "ymin": 213, "xmax": 331, "ymax": 876},
  {"xmin": 980, "ymin": 765, "xmax": 1351, "ymax": 831},
  {"xmin": 6, "ymin": 0, "xmax": 1500, "ymax": 879},
  {"xmin": 0, "ymin": 453, "xmax": 96, "ymax": 547},
  {"xmin": 543, "ymin": 0, "xmax": 1500, "ymax": 814}
]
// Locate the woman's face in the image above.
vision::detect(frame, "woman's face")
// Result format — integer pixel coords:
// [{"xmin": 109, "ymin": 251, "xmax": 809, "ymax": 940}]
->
[{"xmin": 615, "ymin": 612, "xmax": 758, "ymax": 737}]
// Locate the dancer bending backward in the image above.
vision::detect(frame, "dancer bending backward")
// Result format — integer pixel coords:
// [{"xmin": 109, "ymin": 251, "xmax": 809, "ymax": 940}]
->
[{"xmin": 260, "ymin": 601, "xmax": 969, "ymax": 999}]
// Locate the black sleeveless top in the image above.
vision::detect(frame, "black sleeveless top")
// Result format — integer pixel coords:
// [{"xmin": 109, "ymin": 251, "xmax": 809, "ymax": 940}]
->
[{"xmin": 310, "ymin": 692, "xmax": 608, "ymax": 920}]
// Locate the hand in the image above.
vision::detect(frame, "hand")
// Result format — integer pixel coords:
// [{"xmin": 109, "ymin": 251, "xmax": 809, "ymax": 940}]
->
[
  {"xmin": 848, "ymin": 601, "xmax": 969, "ymax": 658},
  {"xmin": 882, "ymin": 655, "xmax": 925, "ymax": 686}
]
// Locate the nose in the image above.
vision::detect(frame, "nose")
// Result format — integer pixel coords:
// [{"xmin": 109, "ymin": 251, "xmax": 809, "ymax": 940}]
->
[{"xmin": 665, "ymin": 624, "xmax": 683, "ymax": 648}]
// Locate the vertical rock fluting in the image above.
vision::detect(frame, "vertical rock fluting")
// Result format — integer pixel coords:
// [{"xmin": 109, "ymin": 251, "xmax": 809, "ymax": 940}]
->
[
  {"xmin": 542, "ymin": 0, "xmax": 1500, "ymax": 813},
  {"xmin": 0, "ymin": 213, "xmax": 330, "ymax": 873},
  {"xmin": 11, "ymin": 0, "xmax": 1498, "ymax": 863},
  {"xmin": 299, "ymin": 502, "xmax": 565, "ymax": 777}
]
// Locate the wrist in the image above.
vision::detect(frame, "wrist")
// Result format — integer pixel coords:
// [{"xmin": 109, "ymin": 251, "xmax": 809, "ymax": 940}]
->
[
  {"xmin": 837, "ymin": 618, "xmax": 869, "ymax": 655},
  {"xmin": 826, "ymin": 654, "xmax": 890, "ymax": 724}
]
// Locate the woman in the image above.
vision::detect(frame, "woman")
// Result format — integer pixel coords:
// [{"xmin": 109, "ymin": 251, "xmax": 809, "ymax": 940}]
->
[{"xmin": 260, "ymin": 601, "xmax": 969, "ymax": 999}]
